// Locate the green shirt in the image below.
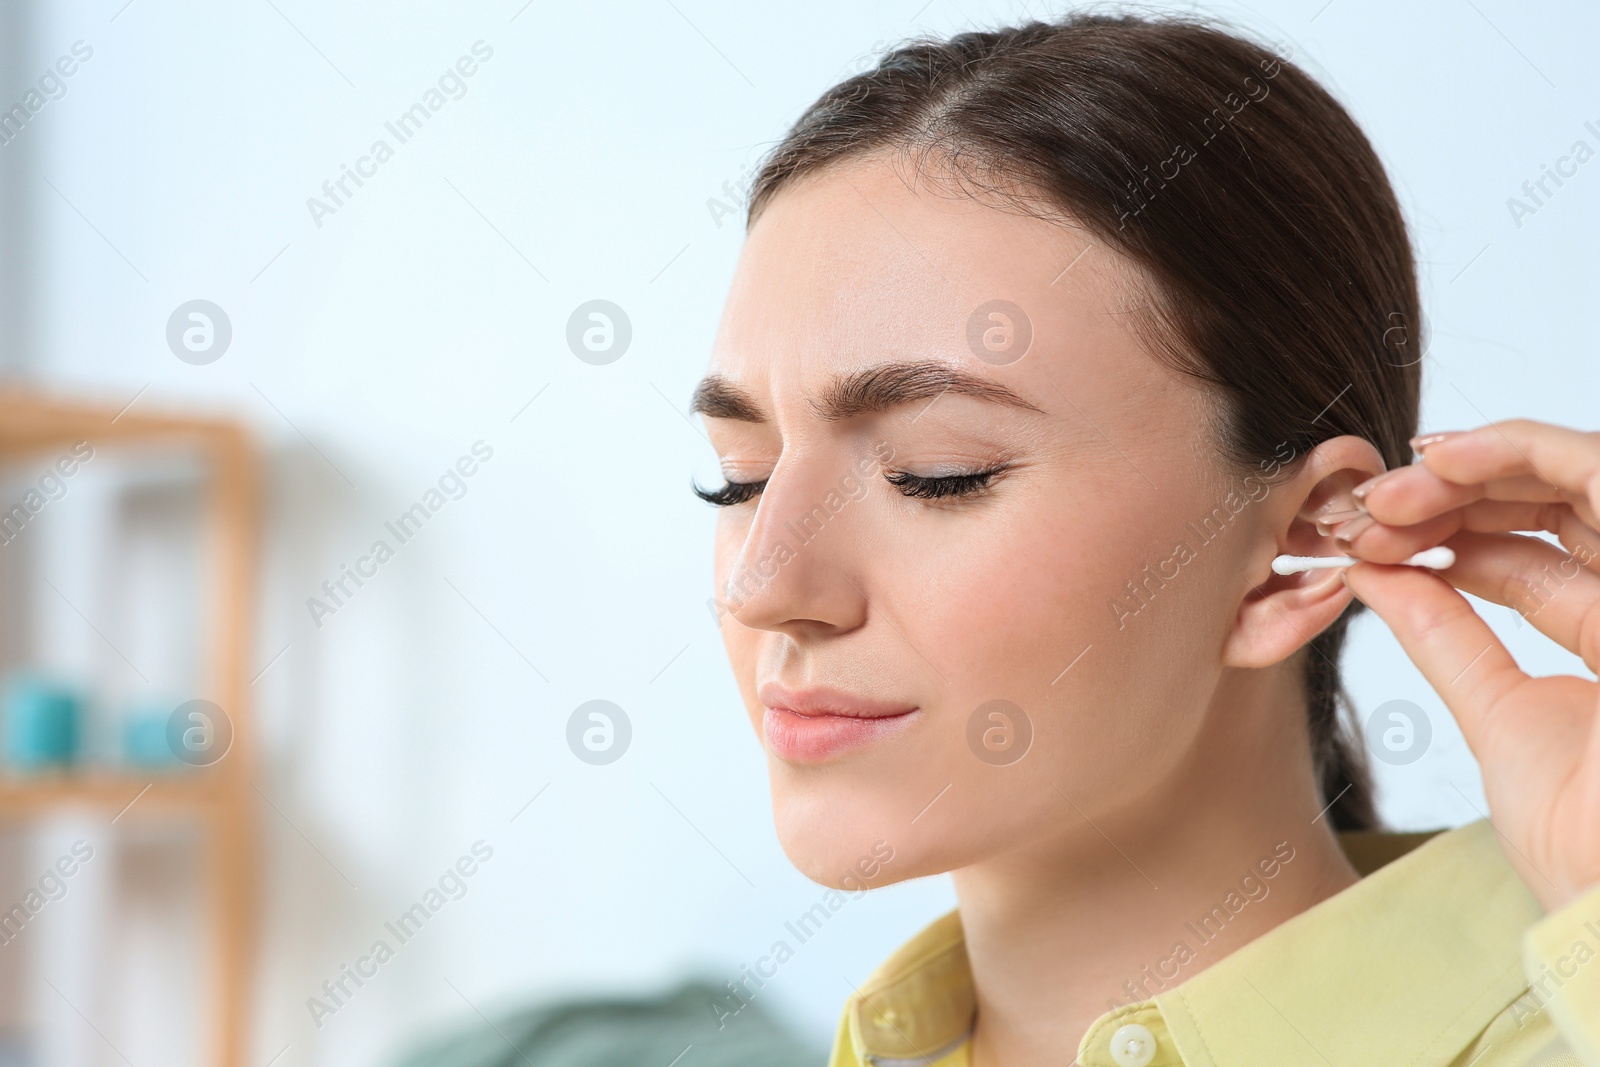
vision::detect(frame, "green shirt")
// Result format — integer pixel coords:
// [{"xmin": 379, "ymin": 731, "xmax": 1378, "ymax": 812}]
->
[{"xmin": 829, "ymin": 818, "xmax": 1600, "ymax": 1067}]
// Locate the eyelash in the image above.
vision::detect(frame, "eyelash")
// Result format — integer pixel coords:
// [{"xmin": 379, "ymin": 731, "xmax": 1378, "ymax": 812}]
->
[
  {"xmin": 692, "ymin": 466, "xmax": 1009, "ymax": 507},
  {"xmin": 885, "ymin": 467, "xmax": 1006, "ymax": 500},
  {"xmin": 693, "ymin": 479, "xmax": 766, "ymax": 507}
]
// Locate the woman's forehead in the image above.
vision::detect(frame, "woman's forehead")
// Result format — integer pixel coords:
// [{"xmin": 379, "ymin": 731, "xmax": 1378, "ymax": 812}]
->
[
  {"xmin": 718, "ymin": 159, "xmax": 1145, "ymax": 371},
  {"xmin": 711, "ymin": 250, "xmax": 1161, "ymax": 430}
]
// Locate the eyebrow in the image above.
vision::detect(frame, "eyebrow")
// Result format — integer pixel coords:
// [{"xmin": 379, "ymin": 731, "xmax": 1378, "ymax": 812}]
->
[{"xmin": 689, "ymin": 360, "xmax": 1046, "ymax": 424}]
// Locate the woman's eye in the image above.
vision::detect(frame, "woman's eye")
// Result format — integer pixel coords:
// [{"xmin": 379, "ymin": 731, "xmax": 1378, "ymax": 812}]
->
[
  {"xmin": 693, "ymin": 466, "xmax": 1008, "ymax": 507},
  {"xmin": 693, "ymin": 477, "xmax": 767, "ymax": 507},
  {"xmin": 884, "ymin": 466, "xmax": 1008, "ymax": 500}
]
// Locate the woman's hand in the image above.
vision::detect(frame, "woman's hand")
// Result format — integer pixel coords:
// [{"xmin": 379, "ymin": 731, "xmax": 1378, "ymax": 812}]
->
[{"xmin": 1332, "ymin": 419, "xmax": 1600, "ymax": 914}]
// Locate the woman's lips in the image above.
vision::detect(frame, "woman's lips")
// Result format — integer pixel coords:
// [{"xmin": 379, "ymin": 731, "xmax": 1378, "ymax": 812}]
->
[{"xmin": 757, "ymin": 682, "xmax": 919, "ymax": 762}]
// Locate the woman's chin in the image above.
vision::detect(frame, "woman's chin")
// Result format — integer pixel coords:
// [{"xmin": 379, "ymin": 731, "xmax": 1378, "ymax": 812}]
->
[{"xmin": 770, "ymin": 791, "xmax": 979, "ymax": 889}]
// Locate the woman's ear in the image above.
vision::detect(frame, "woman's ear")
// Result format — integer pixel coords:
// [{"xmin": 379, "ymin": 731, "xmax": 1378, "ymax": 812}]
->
[{"xmin": 1221, "ymin": 435, "xmax": 1388, "ymax": 669}]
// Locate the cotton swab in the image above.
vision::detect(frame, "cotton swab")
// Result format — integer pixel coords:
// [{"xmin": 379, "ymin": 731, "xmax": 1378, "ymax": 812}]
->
[{"xmin": 1271, "ymin": 546, "xmax": 1455, "ymax": 575}]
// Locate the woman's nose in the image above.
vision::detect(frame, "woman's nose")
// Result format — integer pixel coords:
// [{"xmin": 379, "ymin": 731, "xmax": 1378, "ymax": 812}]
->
[{"xmin": 721, "ymin": 460, "xmax": 871, "ymax": 638}]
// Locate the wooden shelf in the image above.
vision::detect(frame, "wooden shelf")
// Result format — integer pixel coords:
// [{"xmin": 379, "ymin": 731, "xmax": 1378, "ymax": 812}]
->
[
  {"xmin": 0, "ymin": 385, "xmax": 259, "ymax": 1067},
  {"xmin": 0, "ymin": 387, "xmax": 245, "ymax": 454},
  {"xmin": 0, "ymin": 771, "xmax": 231, "ymax": 814}
]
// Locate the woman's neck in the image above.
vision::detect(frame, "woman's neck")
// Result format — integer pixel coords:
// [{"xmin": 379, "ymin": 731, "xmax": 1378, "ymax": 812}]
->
[{"xmin": 955, "ymin": 683, "xmax": 1362, "ymax": 1067}]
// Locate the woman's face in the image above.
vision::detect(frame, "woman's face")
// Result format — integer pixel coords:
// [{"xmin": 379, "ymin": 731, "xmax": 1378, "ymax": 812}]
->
[{"xmin": 701, "ymin": 154, "xmax": 1279, "ymax": 887}]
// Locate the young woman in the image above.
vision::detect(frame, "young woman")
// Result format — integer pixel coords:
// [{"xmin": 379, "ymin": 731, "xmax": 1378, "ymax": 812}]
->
[{"xmin": 693, "ymin": 13, "xmax": 1599, "ymax": 1067}]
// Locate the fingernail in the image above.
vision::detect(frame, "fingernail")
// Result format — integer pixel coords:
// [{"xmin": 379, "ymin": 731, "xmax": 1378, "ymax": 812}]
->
[
  {"xmin": 1409, "ymin": 431, "xmax": 1461, "ymax": 452},
  {"xmin": 1332, "ymin": 513, "xmax": 1375, "ymax": 550},
  {"xmin": 1316, "ymin": 507, "xmax": 1368, "ymax": 536},
  {"xmin": 1350, "ymin": 470, "xmax": 1397, "ymax": 501}
]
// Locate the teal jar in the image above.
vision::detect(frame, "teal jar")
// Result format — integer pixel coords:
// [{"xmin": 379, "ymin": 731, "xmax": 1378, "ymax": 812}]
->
[{"xmin": 2, "ymin": 672, "xmax": 82, "ymax": 769}]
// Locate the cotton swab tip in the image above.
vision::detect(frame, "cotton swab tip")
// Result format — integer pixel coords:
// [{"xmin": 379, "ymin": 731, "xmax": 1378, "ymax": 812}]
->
[{"xmin": 1404, "ymin": 545, "xmax": 1456, "ymax": 569}]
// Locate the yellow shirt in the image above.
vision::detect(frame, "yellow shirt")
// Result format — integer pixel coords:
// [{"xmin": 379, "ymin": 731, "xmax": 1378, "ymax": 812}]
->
[{"xmin": 829, "ymin": 819, "xmax": 1600, "ymax": 1067}]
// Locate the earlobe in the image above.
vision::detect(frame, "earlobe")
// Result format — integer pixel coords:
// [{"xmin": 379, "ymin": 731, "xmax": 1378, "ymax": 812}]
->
[
  {"xmin": 1222, "ymin": 565, "xmax": 1354, "ymax": 668},
  {"xmin": 1219, "ymin": 434, "xmax": 1385, "ymax": 668}
]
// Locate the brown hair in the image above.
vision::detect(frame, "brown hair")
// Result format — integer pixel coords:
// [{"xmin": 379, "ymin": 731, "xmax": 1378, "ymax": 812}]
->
[{"xmin": 744, "ymin": 12, "xmax": 1423, "ymax": 830}]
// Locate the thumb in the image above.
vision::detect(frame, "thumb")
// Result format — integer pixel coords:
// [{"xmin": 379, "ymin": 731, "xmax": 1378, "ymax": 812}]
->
[{"xmin": 1342, "ymin": 560, "xmax": 1521, "ymax": 760}]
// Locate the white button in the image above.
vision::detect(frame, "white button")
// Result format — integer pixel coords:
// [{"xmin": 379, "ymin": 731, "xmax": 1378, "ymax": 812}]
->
[{"xmin": 1109, "ymin": 1022, "xmax": 1157, "ymax": 1067}]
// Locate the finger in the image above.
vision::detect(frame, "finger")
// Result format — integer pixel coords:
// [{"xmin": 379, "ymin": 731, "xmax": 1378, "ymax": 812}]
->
[
  {"xmin": 1414, "ymin": 420, "xmax": 1600, "ymax": 528},
  {"xmin": 1359, "ymin": 465, "xmax": 1569, "ymax": 526},
  {"xmin": 1342, "ymin": 560, "xmax": 1526, "ymax": 761},
  {"xmin": 1333, "ymin": 510, "xmax": 1459, "ymax": 563},
  {"xmin": 1433, "ymin": 530, "xmax": 1600, "ymax": 672},
  {"xmin": 1338, "ymin": 500, "xmax": 1600, "ymax": 576}
]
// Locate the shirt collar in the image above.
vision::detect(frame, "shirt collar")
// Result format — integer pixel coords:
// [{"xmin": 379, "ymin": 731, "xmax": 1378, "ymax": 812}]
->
[{"xmin": 841, "ymin": 819, "xmax": 1545, "ymax": 1067}]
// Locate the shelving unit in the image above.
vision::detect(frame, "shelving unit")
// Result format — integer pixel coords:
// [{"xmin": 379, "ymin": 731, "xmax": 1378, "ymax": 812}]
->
[{"xmin": 0, "ymin": 388, "xmax": 259, "ymax": 1067}]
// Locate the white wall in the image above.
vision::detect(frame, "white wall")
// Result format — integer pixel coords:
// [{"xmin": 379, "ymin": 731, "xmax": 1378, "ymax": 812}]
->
[{"xmin": 2, "ymin": 0, "xmax": 1596, "ymax": 1064}]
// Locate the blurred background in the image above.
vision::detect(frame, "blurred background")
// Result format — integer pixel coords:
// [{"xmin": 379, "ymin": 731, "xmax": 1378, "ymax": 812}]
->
[{"xmin": 0, "ymin": 0, "xmax": 1594, "ymax": 1065}]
